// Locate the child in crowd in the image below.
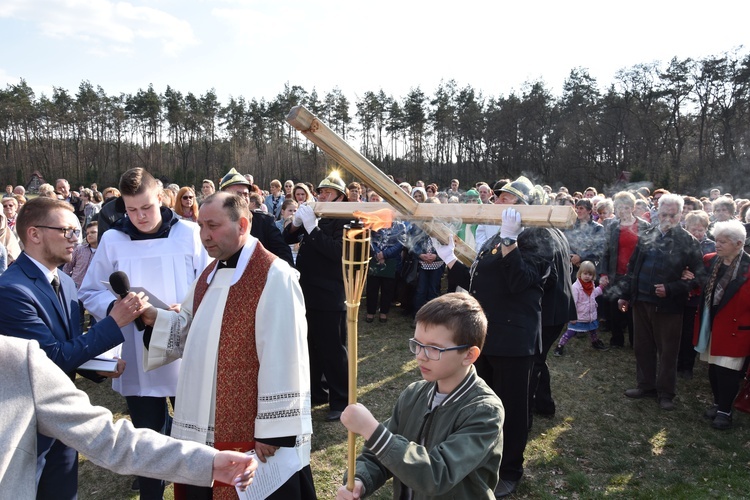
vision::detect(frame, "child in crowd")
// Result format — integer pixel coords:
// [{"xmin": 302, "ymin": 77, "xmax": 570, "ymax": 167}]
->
[
  {"xmin": 275, "ymin": 199, "xmax": 298, "ymax": 233},
  {"xmin": 63, "ymin": 221, "xmax": 99, "ymax": 289},
  {"xmin": 276, "ymin": 199, "xmax": 299, "ymax": 263},
  {"xmin": 554, "ymin": 261, "xmax": 609, "ymax": 355},
  {"xmin": 64, "ymin": 221, "xmax": 99, "ymax": 329},
  {"xmin": 337, "ymin": 293, "xmax": 504, "ymax": 499}
]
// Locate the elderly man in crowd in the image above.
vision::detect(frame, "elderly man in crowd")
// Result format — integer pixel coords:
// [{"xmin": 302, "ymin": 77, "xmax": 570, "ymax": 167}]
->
[
  {"xmin": 55, "ymin": 178, "xmax": 86, "ymax": 224},
  {"xmin": 618, "ymin": 194, "xmax": 704, "ymax": 411}
]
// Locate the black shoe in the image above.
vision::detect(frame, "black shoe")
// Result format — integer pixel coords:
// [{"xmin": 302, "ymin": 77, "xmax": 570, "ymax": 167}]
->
[
  {"xmin": 534, "ymin": 405, "xmax": 556, "ymax": 417},
  {"xmin": 703, "ymin": 404, "xmax": 719, "ymax": 420},
  {"xmin": 325, "ymin": 410, "xmax": 342, "ymax": 422},
  {"xmin": 624, "ymin": 388, "xmax": 658, "ymax": 399},
  {"xmin": 131, "ymin": 478, "xmax": 139, "ymax": 491},
  {"xmin": 553, "ymin": 346, "xmax": 563, "ymax": 356},
  {"xmin": 659, "ymin": 398, "xmax": 675, "ymax": 411},
  {"xmin": 591, "ymin": 340, "xmax": 609, "ymax": 351},
  {"xmin": 712, "ymin": 412, "xmax": 732, "ymax": 430},
  {"xmin": 365, "ymin": 316, "xmax": 374, "ymax": 323},
  {"xmin": 494, "ymin": 478, "xmax": 520, "ymax": 498}
]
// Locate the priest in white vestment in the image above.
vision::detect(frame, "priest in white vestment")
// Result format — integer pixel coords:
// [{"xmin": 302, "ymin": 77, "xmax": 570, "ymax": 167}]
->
[{"xmin": 141, "ymin": 192, "xmax": 315, "ymax": 500}]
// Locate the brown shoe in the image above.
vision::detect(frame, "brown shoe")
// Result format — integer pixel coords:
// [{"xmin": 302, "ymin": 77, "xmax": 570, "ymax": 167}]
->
[{"xmin": 624, "ymin": 388, "xmax": 658, "ymax": 399}]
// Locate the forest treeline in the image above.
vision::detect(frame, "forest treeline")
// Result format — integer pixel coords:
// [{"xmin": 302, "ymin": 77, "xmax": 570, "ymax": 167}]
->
[{"xmin": 1, "ymin": 47, "xmax": 749, "ymax": 195}]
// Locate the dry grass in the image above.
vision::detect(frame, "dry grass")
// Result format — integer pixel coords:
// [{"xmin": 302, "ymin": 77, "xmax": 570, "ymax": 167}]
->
[{"xmin": 77, "ymin": 310, "xmax": 750, "ymax": 499}]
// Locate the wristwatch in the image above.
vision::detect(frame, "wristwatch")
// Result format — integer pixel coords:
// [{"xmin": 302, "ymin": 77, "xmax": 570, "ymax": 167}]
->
[{"xmin": 501, "ymin": 237, "xmax": 516, "ymax": 246}]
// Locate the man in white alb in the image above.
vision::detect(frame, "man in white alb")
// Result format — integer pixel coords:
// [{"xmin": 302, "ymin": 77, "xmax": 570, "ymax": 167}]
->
[{"xmin": 79, "ymin": 168, "xmax": 209, "ymax": 499}]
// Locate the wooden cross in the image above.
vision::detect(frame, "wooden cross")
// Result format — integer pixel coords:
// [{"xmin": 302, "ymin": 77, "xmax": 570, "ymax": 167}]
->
[{"xmin": 286, "ymin": 106, "xmax": 575, "ymax": 265}]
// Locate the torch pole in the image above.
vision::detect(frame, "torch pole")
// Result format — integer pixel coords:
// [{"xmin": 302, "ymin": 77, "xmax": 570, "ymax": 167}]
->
[{"xmin": 341, "ymin": 221, "xmax": 371, "ymax": 491}]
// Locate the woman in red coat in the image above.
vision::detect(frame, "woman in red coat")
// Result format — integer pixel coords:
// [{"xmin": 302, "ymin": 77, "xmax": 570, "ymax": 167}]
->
[{"xmin": 694, "ymin": 219, "xmax": 750, "ymax": 430}]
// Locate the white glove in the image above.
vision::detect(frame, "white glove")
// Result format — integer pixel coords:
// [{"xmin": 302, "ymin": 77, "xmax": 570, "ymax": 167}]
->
[
  {"xmin": 500, "ymin": 208, "xmax": 523, "ymax": 240},
  {"xmin": 296, "ymin": 204, "xmax": 318, "ymax": 233},
  {"xmin": 431, "ymin": 236, "xmax": 457, "ymax": 267},
  {"xmin": 292, "ymin": 210, "xmax": 303, "ymax": 227}
]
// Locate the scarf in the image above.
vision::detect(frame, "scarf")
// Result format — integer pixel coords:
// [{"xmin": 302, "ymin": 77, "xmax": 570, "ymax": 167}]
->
[
  {"xmin": 696, "ymin": 253, "xmax": 742, "ymax": 353},
  {"xmin": 580, "ymin": 279, "xmax": 595, "ymax": 296}
]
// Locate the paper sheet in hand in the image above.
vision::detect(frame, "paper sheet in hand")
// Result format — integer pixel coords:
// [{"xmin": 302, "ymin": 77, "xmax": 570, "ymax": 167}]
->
[
  {"xmin": 78, "ymin": 356, "xmax": 118, "ymax": 372},
  {"xmin": 236, "ymin": 448, "xmax": 301, "ymax": 500},
  {"xmin": 100, "ymin": 281, "xmax": 170, "ymax": 310}
]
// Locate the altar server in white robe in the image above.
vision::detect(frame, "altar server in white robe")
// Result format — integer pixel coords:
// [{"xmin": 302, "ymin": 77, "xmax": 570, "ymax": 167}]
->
[
  {"xmin": 141, "ymin": 192, "xmax": 315, "ymax": 500},
  {"xmin": 79, "ymin": 168, "xmax": 209, "ymax": 499}
]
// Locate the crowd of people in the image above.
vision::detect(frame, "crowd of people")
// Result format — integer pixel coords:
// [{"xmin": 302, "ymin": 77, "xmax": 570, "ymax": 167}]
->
[{"xmin": 1, "ymin": 169, "xmax": 749, "ymax": 499}]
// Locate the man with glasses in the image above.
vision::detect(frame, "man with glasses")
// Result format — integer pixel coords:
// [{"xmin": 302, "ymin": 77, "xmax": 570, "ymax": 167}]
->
[
  {"xmin": 219, "ymin": 168, "xmax": 293, "ymax": 266},
  {"xmin": 0, "ymin": 196, "xmax": 148, "ymax": 498}
]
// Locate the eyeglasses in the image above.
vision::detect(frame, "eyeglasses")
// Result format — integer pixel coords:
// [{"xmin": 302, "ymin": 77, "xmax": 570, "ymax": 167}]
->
[
  {"xmin": 408, "ymin": 338, "xmax": 470, "ymax": 361},
  {"xmin": 35, "ymin": 226, "xmax": 81, "ymax": 239},
  {"xmin": 182, "ymin": 195, "xmax": 194, "ymax": 200}
]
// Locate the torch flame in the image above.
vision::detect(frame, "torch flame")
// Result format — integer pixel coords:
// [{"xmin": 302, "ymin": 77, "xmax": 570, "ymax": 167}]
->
[{"xmin": 352, "ymin": 209, "xmax": 393, "ymax": 232}]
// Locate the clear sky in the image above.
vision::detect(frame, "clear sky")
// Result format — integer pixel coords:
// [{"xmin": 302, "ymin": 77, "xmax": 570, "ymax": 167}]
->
[{"xmin": 1, "ymin": 0, "xmax": 748, "ymax": 105}]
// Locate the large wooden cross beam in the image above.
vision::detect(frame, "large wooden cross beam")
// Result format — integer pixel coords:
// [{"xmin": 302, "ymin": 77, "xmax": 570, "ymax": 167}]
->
[{"xmin": 286, "ymin": 106, "xmax": 575, "ymax": 265}]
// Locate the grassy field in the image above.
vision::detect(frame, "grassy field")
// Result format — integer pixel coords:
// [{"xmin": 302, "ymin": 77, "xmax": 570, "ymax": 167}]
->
[{"xmin": 77, "ymin": 307, "xmax": 750, "ymax": 499}]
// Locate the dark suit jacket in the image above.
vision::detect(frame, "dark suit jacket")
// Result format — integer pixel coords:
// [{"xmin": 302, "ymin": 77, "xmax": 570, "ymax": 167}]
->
[
  {"xmin": 0, "ymin": 252, "xmax": 124, "ymax": 375},
  {"xmin": 250, "ymin": 210, "xmax": 294, "ymax": 267},
  {"xmin": 66, "ymin": 195, "xmax": 86, "ymax": 225},
  {"xmin": 621, "ymin": 225, "xmax": 704, "ymax": 314},
  {"xmin": 448, "ymin": 229, "xmax": 550, "ymax": 357},
  {"xmin": 538, "ymin": 227, "xmax": 577, "ymax": 326},
  {"xmin": 285, "ymin": 216, "xmax": 347, "ymax": 312}
]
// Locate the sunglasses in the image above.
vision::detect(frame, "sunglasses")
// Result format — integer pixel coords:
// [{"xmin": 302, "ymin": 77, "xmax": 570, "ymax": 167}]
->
[{"xmin": 182, "ymin": 195, "xmax": 194, "ymax": 200}]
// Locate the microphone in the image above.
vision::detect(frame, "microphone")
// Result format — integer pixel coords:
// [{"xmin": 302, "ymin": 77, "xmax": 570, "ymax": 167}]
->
[{"xmin": 109, "ymin": 271, "xmax": 146, "ymax": 331}]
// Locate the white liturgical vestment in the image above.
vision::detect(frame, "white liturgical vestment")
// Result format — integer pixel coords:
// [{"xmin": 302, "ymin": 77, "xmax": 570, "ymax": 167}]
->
[
  {"xmin": 80, "ymin": 220, "xmax": 208, "ymax": 397},
  {"xmin": 145, "ymin": 237, "xmax": 312, "ymax": 467}
]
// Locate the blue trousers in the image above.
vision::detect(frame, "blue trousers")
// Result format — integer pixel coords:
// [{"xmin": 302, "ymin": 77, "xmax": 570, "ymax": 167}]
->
[
  {"xmin": 37, "ymin": 438, "xmax": 78, "ymax": 500},
  {"xmin": 413, "ymin": 265, "xmax": 444, "ymax": 313}
]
